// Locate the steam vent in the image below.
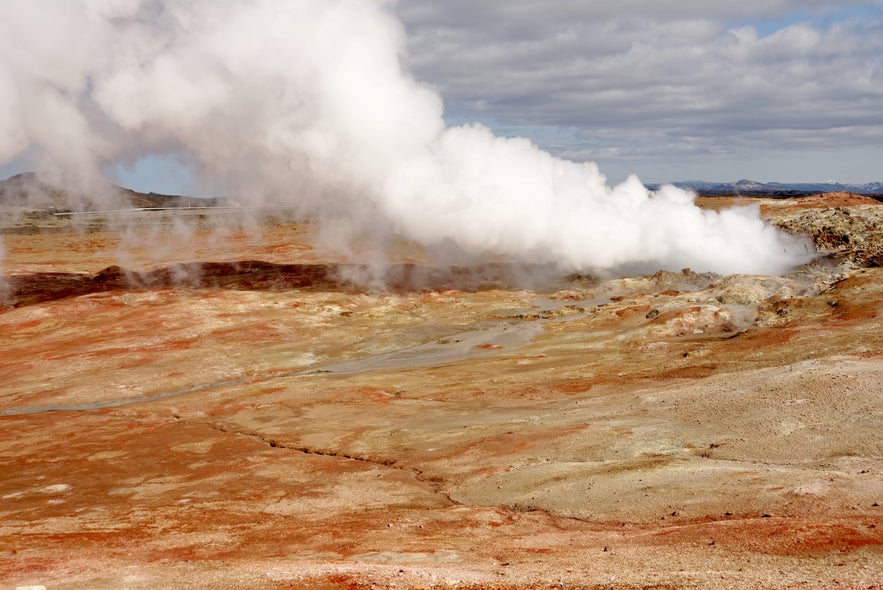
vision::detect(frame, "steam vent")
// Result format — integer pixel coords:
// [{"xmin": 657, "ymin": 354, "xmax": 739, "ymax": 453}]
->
[
  {"xmin": 2, "ymin": 186, "xmax": 883, "ymax": 588},
  {"xmin": 2, "ymin": 1, "xmax": 883, "ymax": 588}
]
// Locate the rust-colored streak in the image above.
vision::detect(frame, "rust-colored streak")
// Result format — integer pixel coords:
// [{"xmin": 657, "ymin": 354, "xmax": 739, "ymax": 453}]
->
[{"xmin": 3, "ymin": 209, "xmax": 883, "ymax": 588}]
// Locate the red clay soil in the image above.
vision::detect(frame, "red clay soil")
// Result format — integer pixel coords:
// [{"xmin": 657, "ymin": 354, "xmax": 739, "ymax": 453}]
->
[
  {"xmin": 1, "ymin": 204, "xmax": 882, "ymax": 589},
  {"xmin": 696, "ymin": 191, "xmax": 881, "ymax": 216}
]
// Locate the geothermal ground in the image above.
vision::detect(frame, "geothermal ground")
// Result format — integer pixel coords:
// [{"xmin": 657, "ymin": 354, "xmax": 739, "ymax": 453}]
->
[{"xmin": 1, "ymin": 195, "xmax": 882, "ymax": 589}]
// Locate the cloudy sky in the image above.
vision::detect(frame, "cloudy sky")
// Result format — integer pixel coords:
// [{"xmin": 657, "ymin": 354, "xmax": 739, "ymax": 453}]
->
[
  {"xmin": 395, "ymin": 0, "xmax": 883, "ymax": 184},
  {"xmin": 1, "ymin": 0, "xmax": 881, "ymax": 193}
]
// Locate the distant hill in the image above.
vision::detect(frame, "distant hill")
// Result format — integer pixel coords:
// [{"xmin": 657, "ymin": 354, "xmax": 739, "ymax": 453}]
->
[
  {"xmin": 0, "ymin": 172, "xmax": 225, "ymax": 211},
  {"xmin": 648, "ymin": 178, "xmax": 883, "ymax": 197},
  {"xmin": 5, "ymin": 171, "xmax": 883, "ymax": 211}
]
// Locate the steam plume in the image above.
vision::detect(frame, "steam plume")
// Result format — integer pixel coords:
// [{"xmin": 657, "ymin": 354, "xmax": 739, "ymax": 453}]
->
[{"xmin": 0, "ymin": 0, "xmax": 812, "ymax": 277}]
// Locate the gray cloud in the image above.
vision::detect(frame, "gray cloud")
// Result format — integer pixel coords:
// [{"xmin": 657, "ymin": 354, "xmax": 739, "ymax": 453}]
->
[
  {"xmin": 0, "ymin": 0, "xmax": 813, "ymax": 277},
  {"xmin": 396, "ymin": 1, "xmax": 883, "ymax": 181}
]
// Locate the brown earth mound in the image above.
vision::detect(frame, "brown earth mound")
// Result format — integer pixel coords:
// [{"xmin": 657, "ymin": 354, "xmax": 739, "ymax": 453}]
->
[{"xmin": 761, "ymin": 191, "xmax": 881, "ymax": 210}]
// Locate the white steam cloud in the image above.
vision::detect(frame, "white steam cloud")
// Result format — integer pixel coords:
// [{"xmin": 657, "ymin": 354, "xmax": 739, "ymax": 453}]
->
[{"xmin": 0, "ymin": 0, "xmax": 813, "ymax": 276}]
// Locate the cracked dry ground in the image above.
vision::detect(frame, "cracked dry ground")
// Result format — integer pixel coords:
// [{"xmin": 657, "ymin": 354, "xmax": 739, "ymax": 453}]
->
[{"xmin": 1, "ymin": 199, "xmax": 883, "ymax": 589}]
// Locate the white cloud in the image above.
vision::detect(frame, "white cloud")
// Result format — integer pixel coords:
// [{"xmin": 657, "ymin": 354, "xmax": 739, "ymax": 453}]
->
[
  {"xmin": 396, "ymin": 1, "xmax": 883, "ymax": 181},
  {"xmin": 0, "ymin": 0, "xmax": 814, "ymax": 275}
]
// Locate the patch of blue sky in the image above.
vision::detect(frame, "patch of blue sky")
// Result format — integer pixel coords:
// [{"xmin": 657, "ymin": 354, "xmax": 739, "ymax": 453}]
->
[
  {"xmin": 110, "ymin": 154, "xmax": 197, "ymax": 196},
  {"xmin": 443, "ymin": 114, "xmax": 585, "ymax": 145},
  {"xmin": 443, "ymin": 114, "xmax": 619, "ymax": 173},
  {"xmin": 0, "ymin": 145, "xmax": 41, "ymax": 182},
  {"xmin": 442, "ymin": 112, "xmax": 493, "ymax": 129},
  {"xmin": 492, "ymin": 126, "xmax": 605, "ymax": 159},
  {"xmin": 736, "ymin": 3, "xmax": 883, "ymax": 37}
]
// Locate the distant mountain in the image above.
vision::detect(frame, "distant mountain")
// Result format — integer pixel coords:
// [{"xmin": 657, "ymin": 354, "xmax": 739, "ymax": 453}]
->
[
  {"xmin": 4, "ymin": 171, "xmax": 883, "ymax": 211},
  {"xmin": 648, "ymin": 178, "xmax": 883, "ymax": 196},
  {"xmin": 0, "ymin": 172, "xmax": 225, "ymax": 211}
]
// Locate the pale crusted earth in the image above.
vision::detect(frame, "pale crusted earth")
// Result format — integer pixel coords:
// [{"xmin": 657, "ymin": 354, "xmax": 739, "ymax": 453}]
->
[{"xmin": 1, "ymin": 195, "xmax": 882, "ymax": 589}]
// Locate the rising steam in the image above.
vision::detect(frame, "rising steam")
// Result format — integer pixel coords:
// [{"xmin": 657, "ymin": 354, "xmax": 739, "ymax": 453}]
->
[{"xmin": 0, "ymin": 0, "xmax": 812, "ymax": 277}]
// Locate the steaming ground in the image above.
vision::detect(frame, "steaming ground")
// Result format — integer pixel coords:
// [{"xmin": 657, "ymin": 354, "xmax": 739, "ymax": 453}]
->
[
  {"xmin": 0, "ymin": 1, "xmax": 814, "ymax": 278},
  {"xmin": 1, "ymin": 196, "xmax": 882, "ymax": 589},
  {"xmin": 2, "ymin": 4, "xmax": 879, "ymax": 589}
]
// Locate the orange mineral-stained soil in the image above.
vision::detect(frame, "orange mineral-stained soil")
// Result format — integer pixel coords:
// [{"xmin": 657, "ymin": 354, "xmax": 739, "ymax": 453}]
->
[{"xmin": 1, "ymin": 200, "xmax": 882, "ymax": 589}]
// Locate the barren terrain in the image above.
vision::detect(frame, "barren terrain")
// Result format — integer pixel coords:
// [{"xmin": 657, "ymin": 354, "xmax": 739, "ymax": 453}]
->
[{"xmin": 1, "ymin": 195, "xmax": 882, "ymax": 589}]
